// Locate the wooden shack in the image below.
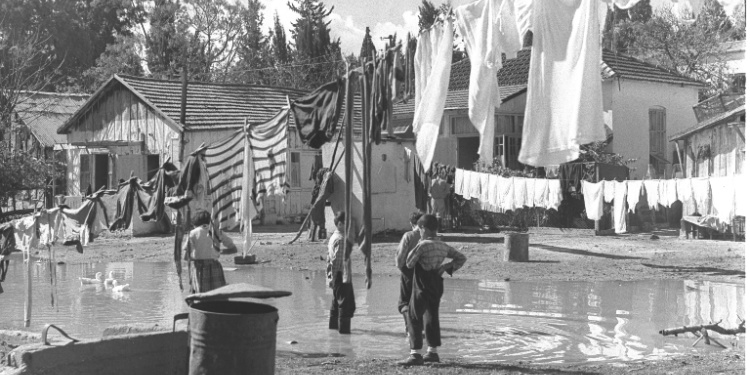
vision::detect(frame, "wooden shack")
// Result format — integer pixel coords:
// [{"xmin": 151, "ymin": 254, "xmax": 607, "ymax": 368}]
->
[{"xmin": 57, "ymin": 75, "xmax": 320, "ymax": 224}]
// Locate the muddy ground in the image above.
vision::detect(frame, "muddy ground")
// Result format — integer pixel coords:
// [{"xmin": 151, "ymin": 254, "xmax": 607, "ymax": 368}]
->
[{"xmin": 27, "ymin": 226, "xmax": 747, "ymax": 374}]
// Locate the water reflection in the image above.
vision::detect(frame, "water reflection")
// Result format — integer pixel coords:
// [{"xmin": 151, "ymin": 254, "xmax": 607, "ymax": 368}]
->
[{"xmin": 0, "ymin": 262, "xmax": 743, "ymax": 364}]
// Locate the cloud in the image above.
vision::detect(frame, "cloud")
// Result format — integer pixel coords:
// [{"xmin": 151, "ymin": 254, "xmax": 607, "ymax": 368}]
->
[{"xmin": 330, "ymin": 11, "xmax": 420, "ymax": 55}]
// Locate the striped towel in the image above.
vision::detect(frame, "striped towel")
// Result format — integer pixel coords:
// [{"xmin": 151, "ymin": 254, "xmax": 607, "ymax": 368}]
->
[
  {"xmin": 205, "ymin": 129, "xmax": 246, "ymax": 231},
  {"xmin": 249, "ymin": 108, "xmax": 291, "ymax": 198}
]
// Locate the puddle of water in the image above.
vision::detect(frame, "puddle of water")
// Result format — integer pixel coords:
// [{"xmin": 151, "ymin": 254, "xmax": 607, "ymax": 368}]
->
[{"xmin": 0, "ymin": 261, "xmax": 744, "ymax": 365}]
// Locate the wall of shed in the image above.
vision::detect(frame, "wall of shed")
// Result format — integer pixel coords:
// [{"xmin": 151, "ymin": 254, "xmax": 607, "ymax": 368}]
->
[
  {"xmin": 685, "ymin": 121, "xmax": 745, "ymax": 178},
  {"xmin": 64, "ymin": 85, "xmax": 180, "ymax": 195},
  {"xmin": 610, "ymin": 80, "xmax": 700, "ymax": 179},
  {"xmin": 322, "ymin": 140, "xmax": 416, "ymax": 233}
]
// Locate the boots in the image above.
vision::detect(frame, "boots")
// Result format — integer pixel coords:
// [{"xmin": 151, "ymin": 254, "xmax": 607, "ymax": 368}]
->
[
  {"xmin": 338, "ymin": 317, "xmax": 351, "ymax": 334},
  {"xmin": 329, "ymin": 311, "xmax": 338, "ymax": 330}
]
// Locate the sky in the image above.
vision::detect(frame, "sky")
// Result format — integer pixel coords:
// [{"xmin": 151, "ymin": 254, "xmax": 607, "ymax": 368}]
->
[{"xmin": 259, "ymin": 0, "xmax": 743, "ymax": 55}]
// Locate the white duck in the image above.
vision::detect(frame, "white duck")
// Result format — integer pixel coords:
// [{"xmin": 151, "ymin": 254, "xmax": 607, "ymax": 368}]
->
[
  {"xmin": 80, "ymin": 272, "xmax": 103, "ymax": 285},
  {"xmin": 104, "ymin": 271, "xmax": 116, "ymax": 286},
  {"xmin": 112, "ymin": 280, "xmax": 130, "ymax": 292}
]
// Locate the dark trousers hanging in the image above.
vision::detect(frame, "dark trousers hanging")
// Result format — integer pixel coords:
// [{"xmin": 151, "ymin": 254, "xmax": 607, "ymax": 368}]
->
[{"xmin": 407, "ymin": 264, "xmax": 443, "ymax": 350}]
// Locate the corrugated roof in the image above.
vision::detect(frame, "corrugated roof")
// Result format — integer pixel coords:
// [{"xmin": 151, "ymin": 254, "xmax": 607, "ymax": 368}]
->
[
  {"xmin": 60, "ymin": 75, "xmax": 308, "ymax": 133},
  {"xmin": 15, "ymin": 92, "xmax": 89, "ymax": 146},
  {"xmin": 669, "ymin": 97, "xmax": 745, "ymax": 142},
  {"xmin": 448, "ymin": 48, "xmax": 703, "ymax": 90}
]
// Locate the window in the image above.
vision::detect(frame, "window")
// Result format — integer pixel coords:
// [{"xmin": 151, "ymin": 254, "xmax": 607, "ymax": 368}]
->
[
  {"xmin": 80, "ymin": 154, "xmax": 92, "ymax": 194},
  {"xmin": 289, "ymin": 152, "xmax": 301, "ymax": 187},
  {"xmin": 146, "ymin": 155, "xmax": 160, "ymax": 181},
  {"xmin": 450, "ymin": 116, "xmax": 478, "ymax": 135},
  {"xmin": 649, "ymin": 107, "xmax": 667, "ymax": 175}
]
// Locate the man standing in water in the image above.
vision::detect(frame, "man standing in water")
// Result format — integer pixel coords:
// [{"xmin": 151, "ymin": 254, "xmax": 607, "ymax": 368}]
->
[
  {"xmin": 394, "ymin": 211, "xmax": 423, "ymax": 332},
  {"xmin": 399, "ymin": 214, "xmax": 466, "ymax": 366}
]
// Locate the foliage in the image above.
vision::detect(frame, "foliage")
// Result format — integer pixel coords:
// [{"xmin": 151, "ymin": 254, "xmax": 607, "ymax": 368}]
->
[
  {"xmin": 0, "ymin": 143, "xmax": 61, "ymax": 208},
  {"xmin": 271, "ymin": 13, "xmax": 291, "ymax": 65},
  {"xmin": 578, "ymin": 142, "xmax": 636, "ymax": 167},
  {"xmin": 602, "ymin": 0, "xmax": 652, "ymax": 53},
  {"xmin": 0, "ymin": 0, "xmax": 145, "ymax": 92},
  {"xmin": 227, "ymin": 0, "xmax": 273, "ymax": 85},
  {"xmin": 630, "ymin": 3, "xmax": 738, "ymax": 97},
  {"xmin": 144, "ymin": 0, "xmax": 188, "ymax": 79},
  {"xmin": 83, "ymin": 34, "xmax": 144, "ymax": 88}
]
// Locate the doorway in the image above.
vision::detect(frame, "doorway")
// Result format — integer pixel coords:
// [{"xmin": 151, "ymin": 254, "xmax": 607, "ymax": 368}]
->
[
  {"xmin": 457, "ymin": 137, "xmax": 480, "ymax": 170},
  {"xmin": 93, "ymin": 154, "xmax": 109, "ymax": 191}
]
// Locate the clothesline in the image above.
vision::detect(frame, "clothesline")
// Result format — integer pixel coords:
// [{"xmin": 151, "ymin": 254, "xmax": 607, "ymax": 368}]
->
[
  {"xmin": 453, "ymin": 168, "xmax": 564, "ymax": 214},
  {"xmin": 581, "ymin": 175, "xmax": 746, "ymax": 233}
]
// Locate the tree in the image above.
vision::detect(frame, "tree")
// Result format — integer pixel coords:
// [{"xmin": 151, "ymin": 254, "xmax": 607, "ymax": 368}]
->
[
  {"xmin": 228, "ymin": 0, "xmax": 274, "ymax": 84},
  {"xmin": 270, "ymin": 13, "xmax": 291, "ymax": 65},
  {"xmin": 632, "ymin": 6, "xmax": 734, "ymax": 97},
  {"xmin": 0, "ymin": 0, "xmax": 145, "ymax": 91},
  {"xmin": 181, "ymin": 0, "xmax": 247, "ymax": 81},
  {"xmin": 602, "ymin": 0, "xmax": 652, "ymax": 53},
  {"xmin": 144, "ymin": 0, "xmax": 188, "ymax": 79},
  {"xmin": 730, "ymin": 2, "xmax": 745, "ymax": 40},
  {"xmin": 286, "ymin": 0, "xmax": 343, "ymax": 89},
  {"xmin": 418, "ymin": 0, "xmax": 440, "ymax": 32},
  {"xmin": 83, "ymin": 34, "xmax": 145, "ymax": 89}
]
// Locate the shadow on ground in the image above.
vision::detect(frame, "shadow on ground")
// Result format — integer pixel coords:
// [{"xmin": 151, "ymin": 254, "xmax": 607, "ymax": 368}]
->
[
  {"xmin": 531, "ymin": 244, "xmax": 646, "ymax": 260},
  {"xmin": 641, "ymin": 263, "xmax": 745, "ymax": 278},
  {"xmin": 412, "ymin": 361, "xmax": 599, "ymax": 374}
]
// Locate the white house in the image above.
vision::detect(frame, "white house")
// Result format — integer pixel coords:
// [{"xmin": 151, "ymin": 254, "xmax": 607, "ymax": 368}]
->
[{"xmin": 392, "ymin": 48, "xmax": 704, "ymax": 179}]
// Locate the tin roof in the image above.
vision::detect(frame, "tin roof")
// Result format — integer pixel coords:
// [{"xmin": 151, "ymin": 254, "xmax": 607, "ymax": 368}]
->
[{"xmin": 14, "ymin": 92, "xmax": 89, "ymax": 146}]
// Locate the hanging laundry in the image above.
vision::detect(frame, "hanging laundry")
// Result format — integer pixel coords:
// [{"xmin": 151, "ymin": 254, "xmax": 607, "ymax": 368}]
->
[
  {"xmin": 709, "ymin": 176, "xmax": 735, "ymax": 225},
  {"xmin": 479, "ymin": 172, "xmax": 491, "ymax": 205},
  {"xmin": 643, "ymin": 180, "xmax": 660, "ymax": 210},
  {"xmin": 140, "ymin": 161, "xmax": 179, "ymax": 223},
  {"xmin": 291, "ymin": 78, "xmax": 345, "ymax": 149},
  {"xmin": 486, "ymin": 174, "xmax": 502, "ymax": 212},
  {"xmin": 412, "ymin": 19, "xmax": 454, "ymax": 172},
  {"xmin": 582, "ymin": 181, "xmax": 604, "ymax": 220},
  {"xmin": 204, "ymin": 129, "xmax": 250, "ymax": 231},
  {"xmin": 455, "ymin": 0, "xmax": 521, "ymax": 163},
  {"xmin": 519, "ymin": 0, "xmax": 606, "ymax": 166},
  {"xmin": 391, "ymin": 49, "xmax": 405, "ymax": 107},
  {"xmin": 249, "ymin": 108, "xmax": 292, "ymax": 198},
  {"xmin": 657, "ymin": 179, "xmax": 677, "ymax": 208},
  {"xmin": 603, "ymin": 180, "xmax": 616, "ymax": 203},
  {"xmin": 547, "ymin": 179, "xmax": 562, "ymax": 211},
  {"xmin": 691, "ymin": 177, "xmax": 711, "ymax": 215},
  {"xmin": 372, "ymin": 47, "xmax": 404, "ymax": 143},
  {"xmin": 469, "ymin": 171, "xmax": 482, "ymax": 199},
  {"xmin": 734, "ymin": 174, "xmax": 746, "ymax": 217},
  {"xmin": 404, "ymin": 148, "xmax": 412, "ymax": 182},
  {"xmin": 513, "ymin": 177, "xmax": 527, "ymax": 210},
  {"xmin": 12, "ymin": 216, "xmax": 38, "ymax": 256},
  {"xmin": 38, "ymin": 208, "xmax": 61, "ymax": 247},
  {"xmin": 675, "ymin": 178, "xmax": 693, "ymax": 204},
  {"xmin": 533, "ymin": 179, "xmax": 549, "ymax": 208},
  {"xmin": 524, "ymin": 178, "xmax": 536, "ymax": 208},
  {"xmin": 414, "ymin": 153, "xmax": 431, "ymax": 211},
  {"xmin": 626, "ymin": 180, "xmax": 643, "ymax": 213},
  {"xmin": 499, "ymin": 176, "xmax": 515, "ymax": 212},
  {"xmin": 613, "ymin": 181, "xmax": 628, "ymax": 234},
  {"xmin": 454, "ymin": 168, "xmax": 465, "ymax": 199},
  {"xmin": 559, "ymin": 163, "xmax": 586, "ymax": 195},
  {"xmin": 514, "ymin": 0, "xmax": 533, "ymax": 43}
]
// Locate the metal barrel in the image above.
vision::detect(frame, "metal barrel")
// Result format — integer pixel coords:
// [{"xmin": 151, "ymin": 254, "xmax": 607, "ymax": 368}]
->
[{"xmin": 188, "ymin": 301, "xmax": 279, "ymax": 375}]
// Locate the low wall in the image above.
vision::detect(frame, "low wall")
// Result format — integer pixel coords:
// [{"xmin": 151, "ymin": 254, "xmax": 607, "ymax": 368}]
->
[{"xmin": 3, "ymin": 330, "xmax": 187, "ymax": 375}]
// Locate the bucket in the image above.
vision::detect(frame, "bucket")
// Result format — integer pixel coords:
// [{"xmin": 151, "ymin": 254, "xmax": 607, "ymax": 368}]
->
[
  {"xmin": 185, "ymin": 283, "xmax": 291, "ymax": 375},
  {"xmin": 188, "ymin": 301, "xmax": 278, "ymax": 375},
  {"xmin": 499, "ymin": 233, "xmax": 529, "ymax": 262}
]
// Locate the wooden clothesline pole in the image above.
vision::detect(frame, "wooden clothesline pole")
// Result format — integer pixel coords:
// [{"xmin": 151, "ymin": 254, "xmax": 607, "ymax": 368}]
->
[{"xmin": 344, "ymin": 57, "xmax": 354, "ymax": 266}]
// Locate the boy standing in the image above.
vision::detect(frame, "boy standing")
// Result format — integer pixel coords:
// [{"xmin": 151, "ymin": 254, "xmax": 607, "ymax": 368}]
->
[
  {"xmin": 327, "ymin": 211, "xmax": 356, "ymax": 334},
  {"xmin": 400, "ymin": 214, "xmax": 466, "ymax": 365},
  {"xmin": 394, "ymin": 211, "xmax": 423, "ymax": 330}
]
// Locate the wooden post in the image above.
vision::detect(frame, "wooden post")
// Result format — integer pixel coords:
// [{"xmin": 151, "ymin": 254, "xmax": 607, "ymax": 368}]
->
[
  {"xmin": 344, "ymin": 65, "xmax": 353, "ymax": 262},
  {"xmin": 178, "ymin": 66, "xmax": 188, "ymax": 163},
  {"xmin": 362, "ymin": 56, "xmax": 373, "ymax": 289},
  {"xmin": 24, "ymin": 249, "xmax": 32, "ymax": 327},
  {"xmin": 594, "ymin": 164, "xmax": 600, "ymax": 233}
]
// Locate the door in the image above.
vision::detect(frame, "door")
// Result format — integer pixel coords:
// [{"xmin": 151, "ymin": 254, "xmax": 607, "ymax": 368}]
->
[
  {"xmin": 457, "ymin": 137, "xmax": 480, "ymax": 170},
  {"xmin": 94, "ymin": 154, "xmax": 109, "ymax": 191}
]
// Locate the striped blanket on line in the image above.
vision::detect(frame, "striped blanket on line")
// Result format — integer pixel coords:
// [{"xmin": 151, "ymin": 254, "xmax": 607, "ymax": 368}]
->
[
  {"xmin": 249, "ymin": 108, "xmax": 291, "ymax": 198},
  {"xmin": 204, "ymin": 108, "xmax": 290, "ymax": 231}
]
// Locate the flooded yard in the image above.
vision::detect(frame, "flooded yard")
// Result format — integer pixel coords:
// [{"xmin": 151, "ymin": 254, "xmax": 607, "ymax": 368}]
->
[{"xmin": 0, "ymin": 261, "xmax": 744, "ymax": 365}]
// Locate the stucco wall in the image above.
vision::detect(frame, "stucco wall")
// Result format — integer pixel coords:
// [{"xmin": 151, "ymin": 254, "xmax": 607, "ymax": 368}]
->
[
  {"xmin": 610, "ymin": 79, "xmax": 700, "ymax": 179},
  {"xmin": 322, "ymin": 139, "xmax": 416, "ymax": 234}
]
